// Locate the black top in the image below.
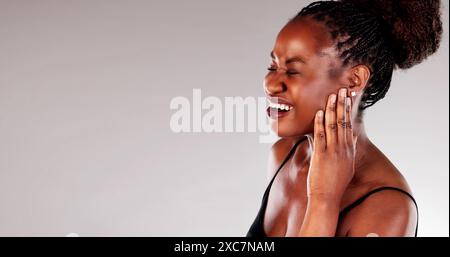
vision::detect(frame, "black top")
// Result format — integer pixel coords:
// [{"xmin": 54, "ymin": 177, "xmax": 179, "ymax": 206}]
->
[{"xmin": 246, "ymin": 136, "xmax": 419, "ymax": 237}]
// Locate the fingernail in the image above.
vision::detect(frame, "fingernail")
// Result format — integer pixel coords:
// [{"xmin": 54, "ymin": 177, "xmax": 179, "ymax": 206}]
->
[
  {"xmin": 340, "ymin": 88, "xmax": 347, "ymax": 97},
  {"xmin": 318, "ymin": 110, "xmax": 323, "ymax": 117},
  {"xmin": 331, "ymin": 94, "xmax": 337, "ymax": 103}
]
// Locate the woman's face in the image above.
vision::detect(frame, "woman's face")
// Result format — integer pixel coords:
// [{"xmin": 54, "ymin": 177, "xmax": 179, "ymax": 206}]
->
[{"xmin": 264, "ymin": 17, "xmax": 351, "ymax": 137}]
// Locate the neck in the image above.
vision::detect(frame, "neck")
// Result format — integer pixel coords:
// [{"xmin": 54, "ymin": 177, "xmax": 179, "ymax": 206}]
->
[{"xmin": 351, "ymin": 120, "xmax": 374, "ymax": 179}]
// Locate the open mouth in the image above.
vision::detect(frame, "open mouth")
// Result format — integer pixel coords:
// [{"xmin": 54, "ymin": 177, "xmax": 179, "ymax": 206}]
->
[
  {"xmin": 266, "ymin": 101, "xmax": 294, "ymax": 119},
  {"xmin": 268, "ymin": 102, "xmax": 293, "ymax": 112}
]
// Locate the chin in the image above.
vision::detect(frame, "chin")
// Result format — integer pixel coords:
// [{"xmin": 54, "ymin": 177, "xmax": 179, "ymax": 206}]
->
[{"xmin": 270, "ymin": 119, "xmax": 308, "ymax": 138}]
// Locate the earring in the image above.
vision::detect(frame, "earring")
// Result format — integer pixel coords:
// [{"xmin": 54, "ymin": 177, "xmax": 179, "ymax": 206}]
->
[{"xmin": 350, "ymin": 91, "xmax": 357, "ymax": 97}]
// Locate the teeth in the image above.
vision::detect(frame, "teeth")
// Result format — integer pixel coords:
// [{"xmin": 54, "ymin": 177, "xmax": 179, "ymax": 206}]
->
[{"xmin": 268, "ymin": 102, "xmax": 293, "ymax": 111}]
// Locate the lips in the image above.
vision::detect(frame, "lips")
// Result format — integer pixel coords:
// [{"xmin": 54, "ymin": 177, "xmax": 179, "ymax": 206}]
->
[{"xmin": 266, "ymin": 98, "xmax": 294, "ymax": 119}]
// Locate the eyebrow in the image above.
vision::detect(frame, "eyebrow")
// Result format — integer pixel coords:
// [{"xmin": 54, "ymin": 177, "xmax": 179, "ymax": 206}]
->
[{"xmin": 270, "ymin": 51, "xmax": 307, "ymax": 64}]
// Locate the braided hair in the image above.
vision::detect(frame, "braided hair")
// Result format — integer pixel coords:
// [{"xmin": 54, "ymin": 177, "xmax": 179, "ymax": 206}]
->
[{"xmin": 291, "ymin": 0, "xmax": 443, "ymax": 119}]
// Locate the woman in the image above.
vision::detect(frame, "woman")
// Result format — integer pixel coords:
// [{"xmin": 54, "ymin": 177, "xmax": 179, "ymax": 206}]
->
[{"xmin": 247, "ymin": 0, "xmax": 442, "ymax": 237}]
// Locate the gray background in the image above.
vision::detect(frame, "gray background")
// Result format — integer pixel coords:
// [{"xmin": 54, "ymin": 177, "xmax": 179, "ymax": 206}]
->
[{"xmin": 0, "ymin": 0, "xmax": 448, "ymax": 236}]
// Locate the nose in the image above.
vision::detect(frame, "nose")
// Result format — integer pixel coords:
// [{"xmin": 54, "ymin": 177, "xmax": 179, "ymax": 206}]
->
[{"xmin": 264, "ymin": 73, "xmax": 287, "ymax": 96}]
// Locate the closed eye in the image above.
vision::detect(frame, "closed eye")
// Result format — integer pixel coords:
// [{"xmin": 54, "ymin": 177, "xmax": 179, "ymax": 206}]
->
[
  {"xmin": 267, "ymin": 66, "xmax": 301, "ymax": 76},
  {"xmin": 286, "ymin": 70, "xmax": 301, "ymax": 75}
]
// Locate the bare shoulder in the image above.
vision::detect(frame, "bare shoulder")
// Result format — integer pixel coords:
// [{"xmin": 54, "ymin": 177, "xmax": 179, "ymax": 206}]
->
[
  {"xmin": 344, "ymin": 188, "xmax": 418, "ymax": 236},
  {"xmin": 342, "ymin": 147, "xmax": 418, "ymax": 236}
]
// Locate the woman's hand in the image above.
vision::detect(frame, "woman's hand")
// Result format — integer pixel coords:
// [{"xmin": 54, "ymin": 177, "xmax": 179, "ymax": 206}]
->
[
  {"xmin": 307, "ymin": 87, "xmax": 357, "ymax": 204},
  {"xmin": 297, "ymin": 87, "xmax": 357, "ymax": 236}
]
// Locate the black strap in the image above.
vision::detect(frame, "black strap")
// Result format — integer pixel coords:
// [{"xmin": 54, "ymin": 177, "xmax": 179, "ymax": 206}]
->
[
  {"xmin": 339, "ymin": 186, "xmax": 419, "ymax": 236},
  {"xmin": 262, "ymin": 136, "xmax": 308, "ymax": 200},
  {"xmin": 268, "ymin": 136, "xmax": 308, "ymax": 185},
  {"xmin": 257, "ymin": 136, "xmax": 308, "ymax": 236}
]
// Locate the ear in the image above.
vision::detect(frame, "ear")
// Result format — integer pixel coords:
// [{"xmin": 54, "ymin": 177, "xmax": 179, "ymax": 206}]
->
[{"xmin": 347, "ymin": 64, "xmax": 371, "ymax": 93}]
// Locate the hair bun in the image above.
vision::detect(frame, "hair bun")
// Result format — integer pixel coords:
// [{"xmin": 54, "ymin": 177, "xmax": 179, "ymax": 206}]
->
[{"xmin": 340, "ymin": 0, "xmax": 443, "ymax": 69}]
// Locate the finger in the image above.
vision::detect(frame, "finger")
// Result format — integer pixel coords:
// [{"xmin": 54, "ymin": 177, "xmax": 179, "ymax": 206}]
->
[
  {"xmin": 337, "ymin": 88, "xmax": 347, "ymax": 146},
  {"xmin": 345, "ymin": 96, "xmax": 354, "ymax": 147},
  {"xmin": 314, "ymin": 110, "xmax": 326, "ymax": 152},
  {"xmin": 325, "ymin": 93, "xmax": 337, "ymax": 146}
]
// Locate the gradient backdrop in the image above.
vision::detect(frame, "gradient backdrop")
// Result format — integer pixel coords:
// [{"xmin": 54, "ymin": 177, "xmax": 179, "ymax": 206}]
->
[{"xmin": 0, "ymin": 0, "xmax": 448, "ymax": 236}]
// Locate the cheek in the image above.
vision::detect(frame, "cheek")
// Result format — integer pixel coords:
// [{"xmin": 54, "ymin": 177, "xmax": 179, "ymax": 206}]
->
[
  {"xmin": 295, "ymin": 79, "xmax": 333, "ymax": 112},
  {"xmin": 282, "ymin": 84, "xmax": 321, "ymax": 134},
  {"xmin": 308, "ymin": 74, "xmax": 344, "ymax": 109}
]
